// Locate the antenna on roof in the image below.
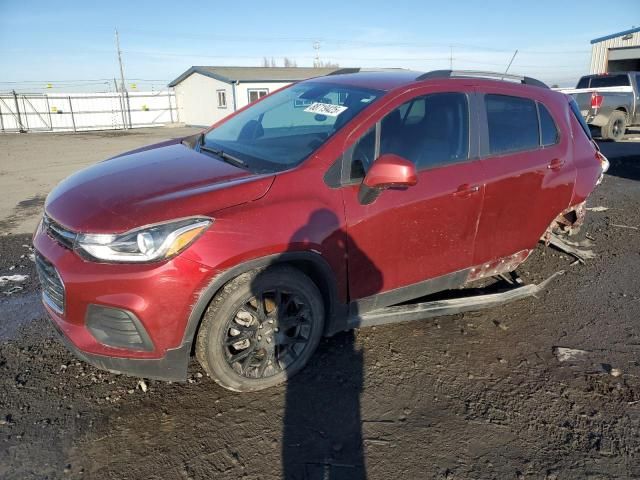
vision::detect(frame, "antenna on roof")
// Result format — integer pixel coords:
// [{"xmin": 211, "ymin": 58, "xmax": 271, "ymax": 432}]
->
[{"xmin": 503, "ymin": 49, "xmax": 518, "ymax": 78}]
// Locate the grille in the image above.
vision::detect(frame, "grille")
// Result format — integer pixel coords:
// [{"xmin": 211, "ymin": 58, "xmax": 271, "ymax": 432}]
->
[
  {"xmin": 35, "ymin": 253, "xmax": 65, "ymax": 314},
  {"xmin": 43, "ymin": 215, "xmax": 77, "ymax": 250}
]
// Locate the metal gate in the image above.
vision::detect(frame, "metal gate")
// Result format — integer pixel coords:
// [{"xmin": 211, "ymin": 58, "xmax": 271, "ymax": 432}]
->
[{"xmin": 0, "ymin": 90, "xmax": 177, "ymax": 133}]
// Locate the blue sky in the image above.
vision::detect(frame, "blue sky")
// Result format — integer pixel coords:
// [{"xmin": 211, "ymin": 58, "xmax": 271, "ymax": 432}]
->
[{"xmin": 1, "ymin": 0, "xmax": 638, "ymax": 91}]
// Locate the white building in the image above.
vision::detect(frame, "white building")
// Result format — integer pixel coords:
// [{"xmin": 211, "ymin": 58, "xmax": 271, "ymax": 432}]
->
[
  {"xmin": 169, "ymin": 66, "xmax": 340, "ymax": 127},
  {"xmin": 590, "ymin": 27, "xmax": 640, "ymax": 74}
]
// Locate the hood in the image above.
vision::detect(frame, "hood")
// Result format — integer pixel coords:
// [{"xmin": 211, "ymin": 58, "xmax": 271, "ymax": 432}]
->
[{"xmin": 45, "ymin": 139, "xmax": 274, "ymax": 233}]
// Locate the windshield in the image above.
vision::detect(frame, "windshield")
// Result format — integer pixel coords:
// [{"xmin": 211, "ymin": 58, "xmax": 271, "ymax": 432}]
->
[{"xmin": 203, "ymin": 82, "xmax": 382, "ymax": 172}]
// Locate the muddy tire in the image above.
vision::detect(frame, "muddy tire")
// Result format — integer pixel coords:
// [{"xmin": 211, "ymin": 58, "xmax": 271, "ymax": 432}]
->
[
  {"xmin": 601, "ymin": 110, "xmax": 627, "ymax": 142},
  {"xmin": 195, "ymin": 265, "xmax": 325, "ymax": 392}
]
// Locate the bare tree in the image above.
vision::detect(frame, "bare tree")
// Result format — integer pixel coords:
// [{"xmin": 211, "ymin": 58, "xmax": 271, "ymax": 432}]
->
[
  {"xmin": 262, "ymin": 57, "xmax": 270, "ymax": 68},
  {"xmin": 315, "ymin": 60, "xmax": 340, "ymax": 68},
  {"xmin": 283, "ymin": 57, "xmax": 298, "ymax": 67},
  {"xmin": 270, "ymin": 57, "xmax": 276, "ymax": 68}
]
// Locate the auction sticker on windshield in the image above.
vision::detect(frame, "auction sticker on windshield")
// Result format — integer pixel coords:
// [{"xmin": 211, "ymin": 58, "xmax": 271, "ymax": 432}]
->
[{"xmin": 304, "ymin": 102, "xmax": 348, "ymax": 117}]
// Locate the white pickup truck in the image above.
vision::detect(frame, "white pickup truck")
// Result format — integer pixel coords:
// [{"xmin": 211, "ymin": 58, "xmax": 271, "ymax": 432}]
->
[{"xmin": 561, "ymin": 72, "xmax": 640, "ymax": 141}]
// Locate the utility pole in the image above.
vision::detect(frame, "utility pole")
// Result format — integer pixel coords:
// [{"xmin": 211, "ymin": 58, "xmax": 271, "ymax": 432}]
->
[
  {"xmin": 115, "ymin": 29, "xmax": 126, "ymax": 94},
  {"xmin": 313, "ymin": 41, "xmax": 321, "ymax": 68},
  {"xmin": 115, "ymin": 28, "xmax": 131, "ymax": 129}
]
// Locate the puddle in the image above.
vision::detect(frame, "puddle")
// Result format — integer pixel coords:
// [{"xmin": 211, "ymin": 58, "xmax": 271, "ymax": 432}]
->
[{"xmin": 0, "ymin": 291, "xmax": 45, "ymax": 340}]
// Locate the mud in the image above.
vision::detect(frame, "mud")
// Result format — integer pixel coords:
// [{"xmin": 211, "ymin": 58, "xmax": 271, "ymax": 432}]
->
[{"xmin": 1, "ymin": 133, "xmax": 639, "ymax": 479}]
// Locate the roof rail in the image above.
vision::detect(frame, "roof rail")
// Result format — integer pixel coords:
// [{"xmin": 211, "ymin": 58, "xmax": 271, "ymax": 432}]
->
[
  {"xmin": 327, "ymin": 68, "xmax": 361, "ymax": 76},
  {"xmin": 326, "ymin": 67, "xmax": 409, "ymax": 76},
  {"xmin": 416, "ymin": 70, "xmax": 549, "ymax": 89}
]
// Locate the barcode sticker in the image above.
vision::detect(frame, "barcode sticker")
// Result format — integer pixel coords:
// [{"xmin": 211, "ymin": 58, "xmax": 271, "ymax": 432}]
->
[{"xmin": 304, "ymin": 102, "xmax": 348, "ymax": 117}]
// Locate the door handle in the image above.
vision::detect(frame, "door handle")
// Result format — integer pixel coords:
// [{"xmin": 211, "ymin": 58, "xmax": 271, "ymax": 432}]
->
[
  {"xmin": 454, "ymin": 183, "xmax": 480, "ymax": 197},
  {"xmin": 547, "ymin": 158, "xmax": 565, "ymax": 171}
]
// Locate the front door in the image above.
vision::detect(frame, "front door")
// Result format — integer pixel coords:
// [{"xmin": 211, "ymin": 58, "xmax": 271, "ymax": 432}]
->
[{"xmin": 340, "ymin": 89, "xmax": 485, "ymax": 305}]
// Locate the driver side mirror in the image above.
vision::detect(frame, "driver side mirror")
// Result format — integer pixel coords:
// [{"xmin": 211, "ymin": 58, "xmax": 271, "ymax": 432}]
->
[{"xmin": 359, "ymin": 154, "xmax": 417, "ymax": 205}]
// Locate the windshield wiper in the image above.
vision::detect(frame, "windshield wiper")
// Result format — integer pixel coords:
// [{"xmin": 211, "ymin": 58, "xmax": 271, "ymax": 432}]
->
[{"xmin": 199, "ymin": 144, "xmax": 248, "ymax": 169}]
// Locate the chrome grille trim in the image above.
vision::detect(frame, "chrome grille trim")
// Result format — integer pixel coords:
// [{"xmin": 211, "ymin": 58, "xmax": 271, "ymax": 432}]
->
[
  {"xmin": 43, "ymin": 215, "xmax": 77, "ymax": 250},
  {"xmin": 35, "ymin": 253, "xmax": 65, "ymax": 314}
]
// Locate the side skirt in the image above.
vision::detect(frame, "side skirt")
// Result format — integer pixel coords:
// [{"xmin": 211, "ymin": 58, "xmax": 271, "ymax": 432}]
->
[{"xmin": 347, "ymin": 271, "xmax": 564, "ymax": 329}]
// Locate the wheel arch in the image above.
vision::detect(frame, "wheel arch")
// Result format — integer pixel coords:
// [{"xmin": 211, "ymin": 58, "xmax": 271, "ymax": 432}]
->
[{"xmin": 182, "ymin": 251, "xmax": 347, "ymax": 354}]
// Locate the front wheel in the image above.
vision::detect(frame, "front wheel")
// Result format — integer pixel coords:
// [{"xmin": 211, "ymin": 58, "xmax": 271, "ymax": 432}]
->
[
  {"xmin": 601, "ymin": 111, "xmax": 627, "ymax": 142},
  {"xmin": 195, "ymin": 265, "xmax": 325, "ymax": 392}
]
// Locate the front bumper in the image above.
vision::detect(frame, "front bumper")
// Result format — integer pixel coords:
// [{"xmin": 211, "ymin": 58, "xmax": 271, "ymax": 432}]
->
[
  {"xmin": 48, "ymin": 314, "xmax": 192, "ymax": 381},
  {"xmin": 33, "ymin": 223, "xmax": 215, "ymax": 381}
]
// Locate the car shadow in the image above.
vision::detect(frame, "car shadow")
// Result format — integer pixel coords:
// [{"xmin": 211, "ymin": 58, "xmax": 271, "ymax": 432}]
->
[
  {"xmin": 246, "ymin": 209, "xmax": 382, "ymax": 479},
  {"xmin": 597, "ymin": 140, "xmax": 640, "ymax": 181}
]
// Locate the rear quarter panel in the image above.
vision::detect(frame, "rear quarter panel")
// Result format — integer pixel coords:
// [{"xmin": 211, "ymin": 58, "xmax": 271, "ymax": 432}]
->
[{"xmin": 568, "ymin": 103, "xmax": 601, "ymax": 205}]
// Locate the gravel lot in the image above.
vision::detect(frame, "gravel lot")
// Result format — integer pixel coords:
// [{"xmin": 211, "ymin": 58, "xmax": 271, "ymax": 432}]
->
[{"xmin": 1, "ymin": 127, "xmax": 639, "ymax": 479}]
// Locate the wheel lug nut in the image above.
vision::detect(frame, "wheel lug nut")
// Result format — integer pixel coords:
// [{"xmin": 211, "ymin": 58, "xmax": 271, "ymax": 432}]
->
[
  {"xmin": 268, "ymin": 319, "xmax": 274, "ymax": 324},
  {"xmin": 274, "ymin": 327, "xmax": 279, "ymax": 332},
  {"xmin": 267, "ymin": 338, "xmax": 271, "ymax": 343},
  {"xmin": 257, "ymin": 335, "xmax": 262, "ymax": 341},
  {"xmin": 259, "ymin": 324, "xmax": 263, "ymax": 329}
]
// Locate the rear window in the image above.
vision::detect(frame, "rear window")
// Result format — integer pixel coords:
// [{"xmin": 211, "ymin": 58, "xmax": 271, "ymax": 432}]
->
[
  {"xmin": 485, "ymin": 94, "xmax": 539, "ymax": 155},
  {"xmin": 576, "ymin": 77, "xmax": 590, "ymax": 89},
  {"xmin": 590, "ymin": 74, "xmax": 630, "ymax": 88},
  {"xmin": 538, "ymin": 103, "xmax": 559, "ymax": 146}
]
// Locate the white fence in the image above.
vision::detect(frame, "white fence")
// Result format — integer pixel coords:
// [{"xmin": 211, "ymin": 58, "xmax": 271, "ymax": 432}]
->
[{"xmin": 0, "ymin": 91, "xmax": 177, "ymax": 133}]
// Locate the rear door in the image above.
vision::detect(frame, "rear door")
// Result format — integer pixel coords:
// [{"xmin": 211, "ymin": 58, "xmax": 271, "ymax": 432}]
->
[
  {"xmin": 473, "ymin": 90, "xmax": 575, "ymax": 265},
  {"xmin": 340, "ymin": 86, "xmax": 485, "ymax": 303}
]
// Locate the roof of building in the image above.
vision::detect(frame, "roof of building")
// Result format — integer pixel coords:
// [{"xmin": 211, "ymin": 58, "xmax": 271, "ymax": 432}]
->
[
  {"xmin": 168, "ymin": 66, "xmax": 341, "ymax": 86},
  {"xmin": 591, "ymin": 26, "xmax": 640, "ymax": 44}
]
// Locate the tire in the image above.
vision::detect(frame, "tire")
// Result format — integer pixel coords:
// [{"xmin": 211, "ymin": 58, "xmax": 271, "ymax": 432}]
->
[
  {"xmin": 195, "ymin": 265, "xmax": 325, "ymax": 392},
  {"xmin": 601, "ymin": 110, "xmax": 627, "ymax": 142}
]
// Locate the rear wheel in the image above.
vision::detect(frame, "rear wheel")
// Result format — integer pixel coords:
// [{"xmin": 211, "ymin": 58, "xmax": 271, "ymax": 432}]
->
[
  {"xmin": 602, "ymin": 111, "xmax": 627, "ymax": 142},
  {"xmin": 195, "ymin": 266, "xmax": 325, "ymax": 392}
]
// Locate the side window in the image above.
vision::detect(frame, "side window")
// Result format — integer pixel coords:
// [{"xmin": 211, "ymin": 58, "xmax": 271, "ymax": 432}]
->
[
  {"xmin": 347, "ymin": 92, "xmax": 469, "ymax": 181},
  {"xmin": 485, "ymin": 94, "xmax": 539, "ymax": 155},
  {"xmin": 248, "ymin": 89, "xmax": 269, "ymax": 103},
  {"xmin": 538, "ymin": 103, "xmax": 559, "ymax": 146},
  {"xmin": 217, "ymin": 90, "xmax": 227, "ymax": 109},
  {"xmin": 380, "ymin": 92, "xmax": 469, "ymax": 169},
  {"xmin": 350, "ymin": 127, "xmax": 376, "ymax": 180},
  {"xmin": 404, "ymin": 98, "xmax": 426, "ymax": 125}
]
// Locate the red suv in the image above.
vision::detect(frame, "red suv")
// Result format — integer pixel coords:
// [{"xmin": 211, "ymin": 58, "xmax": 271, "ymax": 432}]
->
[{"xmin": 34, "ymin": 69, "xmax": 607, "ymax": 391}]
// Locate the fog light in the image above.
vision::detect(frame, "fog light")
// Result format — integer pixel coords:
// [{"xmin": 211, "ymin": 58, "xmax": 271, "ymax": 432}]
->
[{"xmin": 86, "ymin": 305, "xmax": 154, "ymax": 351}]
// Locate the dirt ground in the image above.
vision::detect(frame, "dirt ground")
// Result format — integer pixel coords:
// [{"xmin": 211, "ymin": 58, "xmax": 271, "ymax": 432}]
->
[
  {"xmin": 0, "ymin": 126, "xmax": 200, "ymax": 235},
  {"xmin": 1, "ymin": 127, "xmax": 639, "ymax": 479}
]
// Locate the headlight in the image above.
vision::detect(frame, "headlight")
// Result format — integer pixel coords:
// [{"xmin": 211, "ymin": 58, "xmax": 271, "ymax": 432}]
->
[{"xmin": 76, "ymin": 217, "xmax": 212, "ymax": 263}]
